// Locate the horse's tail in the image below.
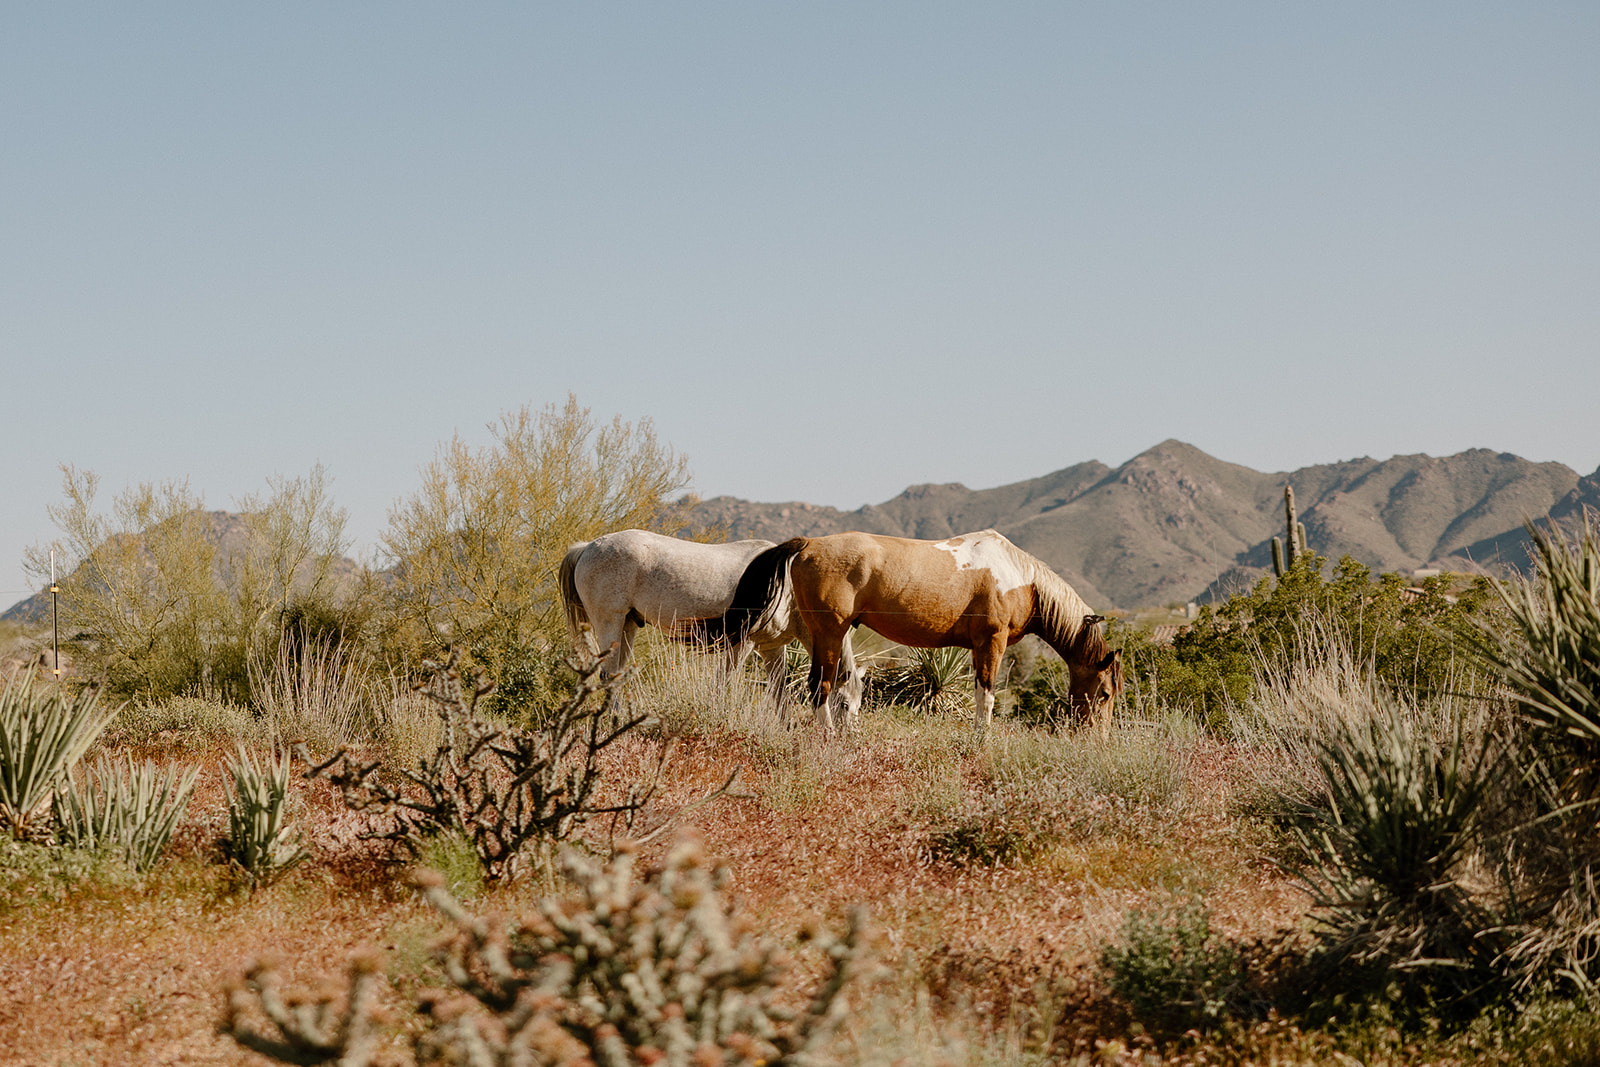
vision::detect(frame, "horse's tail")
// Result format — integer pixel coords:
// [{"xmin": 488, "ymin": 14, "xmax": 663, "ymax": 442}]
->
[
  {"xmin": 689, "ymin": 537, "xmax": 806, "ymax": 650},
  {"xmin": 557, "ymin": 541, "xmax": 591, "ymax": 645}
]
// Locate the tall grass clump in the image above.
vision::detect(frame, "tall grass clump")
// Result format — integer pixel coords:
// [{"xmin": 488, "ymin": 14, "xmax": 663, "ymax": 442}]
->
[
  {"xmin": 53, "ymin": 756, "xmax": 198, "ymax": 872},
  {"xmin": 248, "ymin": 630, "xmax": 382, "ymax": 752},
  {"xmin": 0, "ymin": 672, "xmax": 115, "ymax": 839},
  {"xmin": 1473, "ymin": 517, "xmax": 1600, "ymax": 995},
  {"xmin": 925, "ymin": 710, "xmax": 1198, "ymax": 869},
  {"xmin": 628, "ymin": 632, "xmax": 787, "ymax": 743}
]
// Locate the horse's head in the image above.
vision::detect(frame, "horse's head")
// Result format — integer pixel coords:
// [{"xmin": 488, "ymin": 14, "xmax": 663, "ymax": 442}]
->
[{"xmin": 1067, "ymin": 614, "xmax": 1123, "ymax": 722}]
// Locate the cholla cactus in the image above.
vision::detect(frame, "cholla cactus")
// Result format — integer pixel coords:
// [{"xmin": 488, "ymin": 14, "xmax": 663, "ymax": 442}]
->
[
  {"xmin": 223, "ymin": 832, "xmax": 868, "ymax": 1067},
  {"xmin": 304, "ymin": 646, "xmax": 668, "ymax": 881},
  {"xmin": 223, "ymin": 949, "xmax": 386, "ymax": 1067},
  {"xmin": 416, "ymin": 832, "xmax": 866, "ymax": 1066}
]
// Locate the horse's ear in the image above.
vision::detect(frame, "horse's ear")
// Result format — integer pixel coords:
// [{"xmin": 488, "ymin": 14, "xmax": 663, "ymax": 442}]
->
[
  {"xmin": 1084, "ymin": 613, "xmax": 1105, "ymax": 628},
  {"xmin": 1096, "ymin": 649, "xmax": 1118, "ymax": 672}
]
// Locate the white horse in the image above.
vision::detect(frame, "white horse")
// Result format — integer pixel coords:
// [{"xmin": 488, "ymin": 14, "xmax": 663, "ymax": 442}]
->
[{"xmin": 558, "ymin": 529, "xmax": 862, "ymax": 724}]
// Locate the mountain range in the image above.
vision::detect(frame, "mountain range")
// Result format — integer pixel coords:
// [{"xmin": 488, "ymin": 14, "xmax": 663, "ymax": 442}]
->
[
  {"xmin": 687, "ymin": 441, "xmax": 1600, "ymax": 610},
  {"xmin": 8, "ymin": 442, "xmax": 1597, "ymax": 622}
]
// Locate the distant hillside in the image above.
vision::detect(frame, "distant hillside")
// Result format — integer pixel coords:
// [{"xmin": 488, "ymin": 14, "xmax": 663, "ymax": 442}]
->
[
  {"xmin": 690, "ymin": 441, "xmax": 1597, "ymax": 610},
  {"xmin": 1, "ymin": 511, "xmax": 363, "ymax": 626}
]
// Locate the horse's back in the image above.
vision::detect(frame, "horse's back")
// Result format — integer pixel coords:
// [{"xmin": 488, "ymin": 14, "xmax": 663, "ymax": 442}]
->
[
  {"xmin": 574, "ymin": 530, "xmax": 775, "ymax": 627},
  {"xmin": 792, "ymin": 529, "xmax": 1038, "ymax": 645}
]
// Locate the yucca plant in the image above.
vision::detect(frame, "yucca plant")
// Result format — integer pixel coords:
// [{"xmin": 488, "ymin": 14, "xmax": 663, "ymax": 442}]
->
[
  {"xmin": 1472, "ymin": 516, "xmax": 1600, "ymax": 993},
  {"xmin": 0, "ymin": 672, "xmax": 116, "ymax": 839},
  {"xmin": 1475, "ymin": 517, "xmax": 1600, "ymax": 764},
  {"xmin": 53, "ymin": 756, "xmax": 199, "ymax": 871},
  {"xmin": 1282, "ymin": 691, "xmax": 1503, "ymax": 1016},
  {"xmin": 223, "ymin": 746, "xmax": 306, "ymax": 884},
  {"xmin": 873, "ymin": 647, "xmax": 974, "ymax": 716}
]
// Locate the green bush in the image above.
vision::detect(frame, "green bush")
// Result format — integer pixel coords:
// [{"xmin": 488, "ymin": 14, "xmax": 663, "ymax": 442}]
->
[
  {"xmin": 1126, "ymin": 556, "xmax": 1494, "ymax": 729},
  {"xmin": 923, "ymin": 778, "xmax": 1060, "ymax": 868},
  {"xmin": 1099, "ymin": 895, "xmax": 1246, "ymax": 1035}
]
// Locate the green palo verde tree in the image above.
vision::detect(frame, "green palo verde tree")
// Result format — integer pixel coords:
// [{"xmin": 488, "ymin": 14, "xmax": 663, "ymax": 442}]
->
[
  {"xmin": 379, "ymin": 395, "xmax": 694, "ymax": 705},
  {"xmin": 25, "ymin": 466, "xmax": 351, "ymax": 702}
]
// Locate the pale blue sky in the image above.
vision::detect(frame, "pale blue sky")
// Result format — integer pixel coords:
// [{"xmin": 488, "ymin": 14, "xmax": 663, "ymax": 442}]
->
[{"xmin": 4, "ymin": 4, "xmax": 1597, "ymax": 600}]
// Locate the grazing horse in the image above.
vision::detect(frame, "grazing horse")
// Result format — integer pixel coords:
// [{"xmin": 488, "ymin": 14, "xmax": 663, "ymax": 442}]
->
[
  {"xmin": 558, "ymin": 529, "xmax": 862, "ymax": 719},
  {"xmin": 708, "ymin": 529, "xmax": 1121, "ymax": 735}
]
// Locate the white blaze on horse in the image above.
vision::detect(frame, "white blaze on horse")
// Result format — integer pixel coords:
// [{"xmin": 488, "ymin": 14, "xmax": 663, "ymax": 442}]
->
[
  {"xmin": 557, "ymin": 529, "xmax": 862, "ymax": 719},
  {"xmin": 706, "ymin": 529, "xmax": 1122, "ymax": 736}
]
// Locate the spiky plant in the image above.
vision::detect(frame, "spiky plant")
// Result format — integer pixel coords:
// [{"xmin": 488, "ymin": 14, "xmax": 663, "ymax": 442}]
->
[
  {"xmin": 1281, "ymin": 691, "xmax": 1503, "ymax": 1015},
  {"xmin": 1472, "ymin": 516, "xmax": 1600, "ymax": 993},
  {"xmin": 223, "ymin": 745, "xmax": 307, "ymax": 884},
  {"xmin": 0, "ymin": 672, "xmax": 115, "ymax": 839},
  {"xmin": 53, "ymin": 756, "xmax": 198, "ymax": 871}
]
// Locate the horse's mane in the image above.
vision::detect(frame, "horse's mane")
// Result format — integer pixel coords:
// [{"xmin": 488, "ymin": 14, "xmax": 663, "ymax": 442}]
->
[{"xmin": 997, "ymin": 538, "xmax": 1102, "ymax": 660}]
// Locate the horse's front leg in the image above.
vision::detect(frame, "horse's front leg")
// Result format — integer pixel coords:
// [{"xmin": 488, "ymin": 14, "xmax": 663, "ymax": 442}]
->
[
  {"xmin": 592, "ymin": 618, "xmax": 640, "ymax": 711},
  {"xmin": 972, "ymin": 635, "xmax": 1007, "ymax": 738}
]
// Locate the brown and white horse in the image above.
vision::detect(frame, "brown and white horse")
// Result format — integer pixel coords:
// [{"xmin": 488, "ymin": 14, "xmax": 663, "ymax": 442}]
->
[{"xmin": 705, "ymin": 529, "xmax": 1122, "ymax": 736}]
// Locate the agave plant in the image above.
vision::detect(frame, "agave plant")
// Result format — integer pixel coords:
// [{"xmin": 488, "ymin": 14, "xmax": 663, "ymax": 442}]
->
[
  {"xmin": 54, "ymin": 756, "xmax": 199, "ymax": 871},
  {"xmin": 0, "ymin": 672, "xmax": 115, "ymax": 839},
  {"xmin": 223, "ymin": 745, "xmax": 306, "ymax": 884}
]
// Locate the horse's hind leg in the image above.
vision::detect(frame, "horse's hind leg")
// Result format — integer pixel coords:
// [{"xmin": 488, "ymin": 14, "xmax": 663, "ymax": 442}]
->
[
  {"xmin": 589, "ymin": 615, "xmax": 640, "ymax": 708},
  {"xmin": 757, "ymin": 645, "xmax": 793, "ymax": 726}
]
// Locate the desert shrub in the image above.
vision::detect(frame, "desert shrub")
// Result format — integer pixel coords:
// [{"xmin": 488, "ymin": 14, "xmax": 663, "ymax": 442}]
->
[
  {"xmin": 99, "ymin": 693, "xmax": 258, "ymax": 750},
  {"xmin": 222, "ymin": 833, "xmax": 868, "ymax": 1066},
  {"xmin": 0, "ymin": 671, "xmax": 115, "ymax": 839},
  {"xmin": 378, "ymin": 395, "xmax": 693, "ymax": 681},
  {"xmin": 470, "ymin": 635, "xmax": 580, "ymax": 727},
  {"xmin": 306, "ymin": 648, "xmax": 729, "ymax": 880},
  {"xmin": 923, "ymin": 777, "xmax": 1062, "ymax": 868},
  {"xmin": 53, "ymin": 755, "xmax": 198, "ymax": 872},
  {"xmin": 223, "ymin": 746, "xmax": 307, "ymax": 886},
  {"xmin": 1126, "ymin": 556, "xmax": 1494, "ymax": 730},
  {"xmin": 25, "ymin": 465, "xmax": 351, "ymax": 702},
  {"xmin": 1099, "ymin": 894, "xmax": 1247, "ymax": 1036}
]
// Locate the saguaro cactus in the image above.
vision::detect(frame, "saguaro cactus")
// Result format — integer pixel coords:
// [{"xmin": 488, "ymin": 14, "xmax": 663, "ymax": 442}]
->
[{"xmin": 1271, "ymin": 485, "xmax": 1309, "ymax": 578}]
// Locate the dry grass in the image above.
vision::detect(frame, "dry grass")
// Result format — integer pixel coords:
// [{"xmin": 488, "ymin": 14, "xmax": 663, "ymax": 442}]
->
[{"xmin": 0, "ymin": 646, "xmax": 1404, "ymax": 1065}]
